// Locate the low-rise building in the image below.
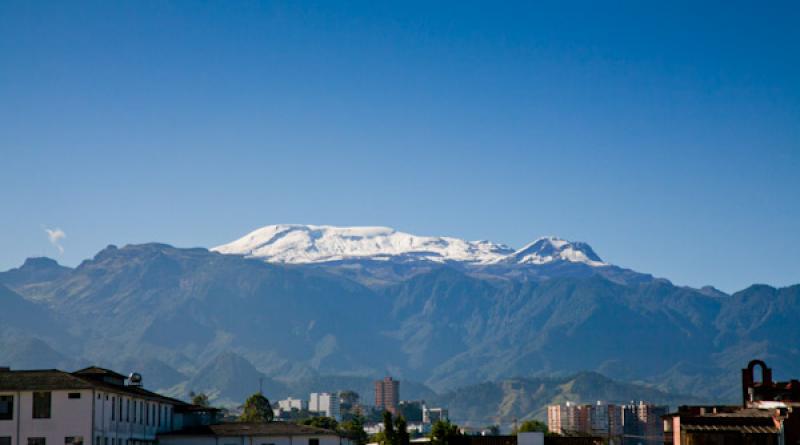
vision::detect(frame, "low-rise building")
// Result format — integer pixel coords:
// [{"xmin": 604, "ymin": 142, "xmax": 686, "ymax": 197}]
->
[
  {"xmin": 159, "ymin": 422, "xmax": 354, "ymax": 445},
  {"xmin": 0, "ymin": 366, "xmax": 215, "ymax": 445}
]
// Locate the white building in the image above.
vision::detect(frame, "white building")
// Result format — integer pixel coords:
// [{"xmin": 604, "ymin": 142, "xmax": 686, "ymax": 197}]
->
[
  {"xmin": 159, "ymin": 422, "xmax": 353, "ymax": 445},
  {"xmin": 308, "ymin": 393, "xmax": 340, "ymax": 421},
  {"xmin": 0, "ymin": 366, "xmax": 204, "ymax": 445},
  {"xmin": 421, "ymin": 405, "xmax": 448, "ymax": 424},
  {"xmin": 278, "ymin": 397, "xmax": 308, "ymax": 412}
]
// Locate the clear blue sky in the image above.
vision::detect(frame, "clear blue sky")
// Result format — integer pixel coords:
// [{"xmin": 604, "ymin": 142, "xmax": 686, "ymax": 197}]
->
[{"xmin": 1, "ymin": 1, "xmax": 798, "ymax": 292}]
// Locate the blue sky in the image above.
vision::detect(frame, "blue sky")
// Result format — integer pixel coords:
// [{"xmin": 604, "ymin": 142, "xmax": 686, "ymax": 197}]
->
[{"xmin": 1, "ymin": 1, "xmax": 798, "ymax": 292}]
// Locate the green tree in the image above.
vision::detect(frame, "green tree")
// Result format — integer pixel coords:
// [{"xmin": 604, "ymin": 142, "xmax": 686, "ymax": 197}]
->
[
  {"xmin": 395, "ymin": 416, "xmax": 410, "ymax": 445},
  {"xmin": 240, "ymin": 393, "xmax": 273, "ymax": 423},
  {"xmin": 382, "ymin": 411, "xmax": 396, "ymax": 445},
  {"xmin": 513, "ymin": 420, "xmax": 548, "ymax": 434},
  {"xmin": 339, "ymin": 414, "xmax": 369, "ymax": 445},
  {"xmin": 430, "ymin": 419, "xmax": 461, "ymax": 445},
  {"xmin": 189, "ymin": 391, "xmax": 210, "ymax": 407},
  {"xmin": 300, "ymin": 416, "xmax": 339, "ymax": 431}
]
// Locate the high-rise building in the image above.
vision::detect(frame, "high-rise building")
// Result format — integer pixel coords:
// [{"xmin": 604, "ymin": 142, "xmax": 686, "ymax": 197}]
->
[
  {"xmin": 309, "ymin": 392, "xmax": 340, "ymax": 421},
  {"xmin": 375, "ymin": 377, "xmax": 400, "ymax": 414}
]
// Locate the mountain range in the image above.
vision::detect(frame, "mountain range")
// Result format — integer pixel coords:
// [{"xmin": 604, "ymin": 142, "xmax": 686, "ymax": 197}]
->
[{"xmin": 1, "ymin": 224, "xmax": 798, "ymax": 425}]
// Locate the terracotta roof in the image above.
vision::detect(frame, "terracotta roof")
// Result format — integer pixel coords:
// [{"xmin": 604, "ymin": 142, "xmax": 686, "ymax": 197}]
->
[
  {"xmin": 0, "ymin": 368, "xmax": 187, "ymax": 407},
  {"xmin": 0, "ymin": 369, "xmax": 94, "ymax": 391},
  {"xmin": 73, "ymin": 366, "xmax": 127, "ymax": 380},
  {"xmin": 162, "ymin": 422, "xmax": 341, "ymax": 437}
]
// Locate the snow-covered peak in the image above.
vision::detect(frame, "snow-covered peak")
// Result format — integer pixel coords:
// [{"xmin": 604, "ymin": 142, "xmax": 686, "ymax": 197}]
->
[
  {"xmin": 501, "ymin": 236, "xmax": 606, "ymax": 266},
  {"xmin": 212, "ymin": 225, "xmax": 607, "ymax": 267},
  {"xmin": 212, "ymin": 224, "xmax": 514, "ymax": 264}
]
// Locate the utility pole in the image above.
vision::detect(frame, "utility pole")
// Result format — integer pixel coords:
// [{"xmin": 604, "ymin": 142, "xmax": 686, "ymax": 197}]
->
[{"xmin": 259, "ymin": 377, "xmax": 264, "ymax": 394}]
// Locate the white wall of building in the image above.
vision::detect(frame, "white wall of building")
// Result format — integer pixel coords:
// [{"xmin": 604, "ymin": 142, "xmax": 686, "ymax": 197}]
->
[{"xmin": 0, "ymin": 389, "xmax": 93, "ymax": 445}]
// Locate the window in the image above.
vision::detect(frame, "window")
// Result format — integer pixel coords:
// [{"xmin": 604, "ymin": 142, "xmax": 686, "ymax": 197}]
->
[
  {"xmin": 65, "ymin": 437, "xmax": 83, "ymax": 445},
  {"xmin": 111, "ymin": 397, "xmax": 115, "ymax": 420},
  {"xmin": 309, "ymin": 439, "xmax": 319, "ymax": 445},
  {"xmin": 68, "ymin": 393, "xmax": 81, "ymax": 399},
  {"xmin": 33, "ymin": 392, "xmax": 51, "ymax": 419},
  {"xmin": 28, "ymin": 439, "xmax": 46, "ymax": 445},
  {"xmin": 126, "ymin": 399, "xmax": 130, "ymax": 422},
  {"xmin": 0, "ymin": 396, "xmax": 12, "ymax": 420},
  {"xmin": 1, "ymin": 437, "xmax": 10, "ymax": 445}
]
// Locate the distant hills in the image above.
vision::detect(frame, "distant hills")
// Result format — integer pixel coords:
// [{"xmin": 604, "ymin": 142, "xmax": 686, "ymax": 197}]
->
[{"xmin": 1, "ymin": 224, "xmax": 798, "ymax": 426}]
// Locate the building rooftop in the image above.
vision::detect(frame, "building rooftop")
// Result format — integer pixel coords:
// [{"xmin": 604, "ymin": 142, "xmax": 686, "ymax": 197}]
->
[
  {"xmin": 0, "ymin": 366, "xmax": 191, "ymax": 407},
  {"xmin": 161, "ymin": 422, "xmax": 341, "ymax": 437}
]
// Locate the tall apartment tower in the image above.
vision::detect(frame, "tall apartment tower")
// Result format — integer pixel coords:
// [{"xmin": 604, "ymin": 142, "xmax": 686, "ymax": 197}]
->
[
  {"xmin": 375, "ymin": 377, "xmax": 400, "ymax": 414},
  {"xmin": 309, "ymin": 392, "xmax": 340, "ymax": 421}
]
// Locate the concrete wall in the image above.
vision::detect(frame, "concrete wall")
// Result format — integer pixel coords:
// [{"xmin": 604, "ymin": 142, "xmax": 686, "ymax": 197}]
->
[{"xmin": 0, "ymin": 389, "xmax": 93, "ymax": 445}]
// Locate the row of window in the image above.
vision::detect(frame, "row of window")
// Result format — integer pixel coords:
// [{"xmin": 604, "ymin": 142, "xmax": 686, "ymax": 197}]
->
[
  {"xmin": 0, "ymin": 392, "xmax": 55, "ymax": 420},
  {"xmin": 0, "ymin": 437, "xmax": 82, "ymax": 445},
  {"xmin": 0, "ymin": 392, "xmax": 170, "ymax": 426},
  {"xmin": 96, "ymin": 436, "xmax": 155, "ymax": 445},
  {"xmin": 101, "ymin": 393, "xmax": 169, "ymax": 428}
]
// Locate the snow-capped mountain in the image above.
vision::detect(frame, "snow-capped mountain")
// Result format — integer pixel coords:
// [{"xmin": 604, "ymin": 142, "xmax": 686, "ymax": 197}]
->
[
  {"xmin": 212, "ymin": 224, "xmax": 608, "ymax": 267},
  {"xmin": 501, "ymin": 237, "xmax": 606, "ymax": 267}
]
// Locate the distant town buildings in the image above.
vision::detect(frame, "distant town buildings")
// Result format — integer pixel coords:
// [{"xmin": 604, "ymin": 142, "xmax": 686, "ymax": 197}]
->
[
  {"xmin": 374, "ymin": 377, "xmax": 400, "ymax": 414},
  {"xmin": 547, "ymin": 400, "xmax": 666, "ymax": 445},
  {"xmin": 309, "ymin": 392, "xmax": 341, "ymax": 421}
]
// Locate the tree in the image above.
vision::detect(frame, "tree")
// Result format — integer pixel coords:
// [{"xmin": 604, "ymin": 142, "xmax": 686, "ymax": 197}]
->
[
  {"xmin": 513, "ymin": 420, "xmax": 548, "ymax": 434},
  {"xmin": 240, "ymin": 393, "xmax": 273, "ymax": 423},
  {"xmin": 430, "ymin": 419, "xmax": 461, "ymax": 445},
  {"xmin": 486, "ymin": 425, "xmax": 500, "ymax": 436},
  {"xmin": 339, "ymin": 414, "xmax": 369, "ymax": 445},
  {"xmin": 300, "ymin": 416, "xmax": 339, "ymax": 431},
  {"xmin": 189, "ymin": 391, "xmax": 209, "ymax": 407},
  {"xmin": 395, "ymin": 416, "xmax": 410, "ymax": 445},
  {"xmin": 382, "ymin": 411, "xmax": 396, "ymax": 445}
]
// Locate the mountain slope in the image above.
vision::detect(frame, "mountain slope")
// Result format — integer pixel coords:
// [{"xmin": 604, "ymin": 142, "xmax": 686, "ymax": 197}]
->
[
  {"xmin": 1, "ymin": 239, "xmax": 797, "ymax": 412},
  {"xmin": 4, "ymin": 243, "xmax": 403, "ymax": 378}
]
